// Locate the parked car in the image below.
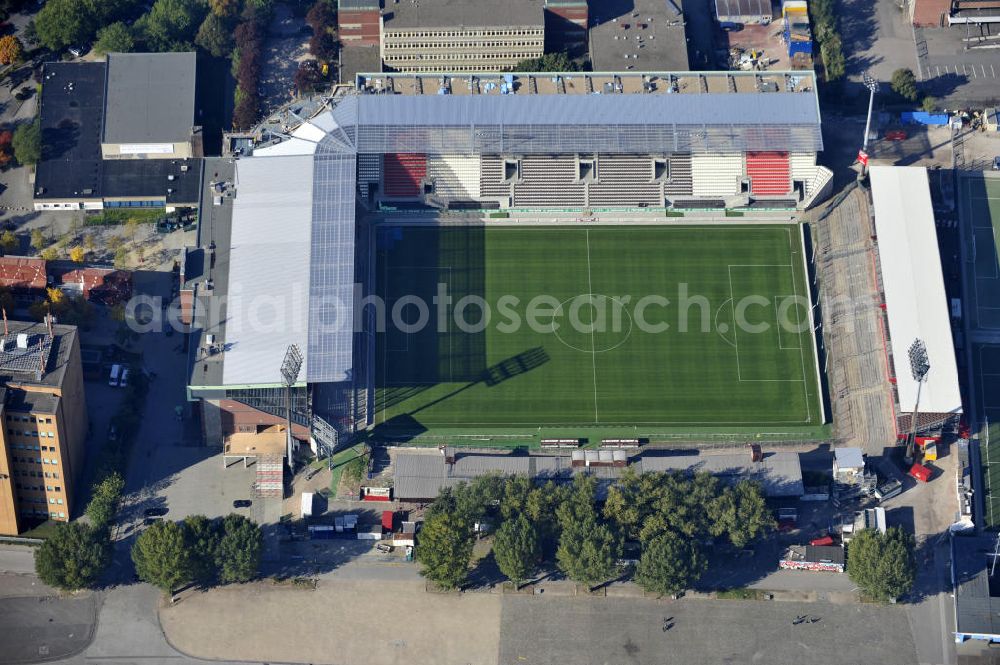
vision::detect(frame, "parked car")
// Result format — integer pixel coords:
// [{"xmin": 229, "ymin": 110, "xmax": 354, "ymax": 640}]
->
[
  {"xmin": 68, "ymin": 46, "xmax": 84, "ymax": 57},
  {"xmin": 144, "ymin": 507, "xmax": 168, "ymax": 517},
  {"xmin": 993, "ymin": 156, "xmax": 1000, "ymax": 171},
  {"xmin": 108, "ymin": 363, "xmax": 121, "ymax": 386},
  {"xmin": 119, "ymin": 368, "xmax": 130, "ymax": 387},
  {"xmin": 233, "ymin": 499, "xmax": 252, "ymax": 508},
  {"xmin": 107, "ymin": 423, "xmax": 118, "ymax": 442}
]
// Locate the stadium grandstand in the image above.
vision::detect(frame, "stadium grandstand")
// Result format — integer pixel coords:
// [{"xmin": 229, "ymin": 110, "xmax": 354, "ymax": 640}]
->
[
  {"xmin": 187, "ymin": 70, "xmax": 831, "ymax": 464},
  {"xmin": 869, "ymin": 166, "xmax": 963, "ymax": 437}
]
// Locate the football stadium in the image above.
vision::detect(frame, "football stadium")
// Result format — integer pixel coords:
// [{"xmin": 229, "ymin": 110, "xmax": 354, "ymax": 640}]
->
[{"xmin": 187, "ymin": 71, "xmax": 831, "ymax": 449}]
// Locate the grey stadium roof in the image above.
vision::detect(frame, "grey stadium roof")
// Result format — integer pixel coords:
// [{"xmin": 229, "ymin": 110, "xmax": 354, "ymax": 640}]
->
[
  {"xmin": 392, "ymin": 450, "xmax": 803, "ymax": 501},
  {"xmin": 335, "ymin": 92, "xmax": 824, "ymax": 154},
  {"xmin": 103, "ymin": 52, "xmax": 196, "ymax": 145},
  {"xmin": 636, "ymin": 451, "xmax": 803, "ymax": 497}
]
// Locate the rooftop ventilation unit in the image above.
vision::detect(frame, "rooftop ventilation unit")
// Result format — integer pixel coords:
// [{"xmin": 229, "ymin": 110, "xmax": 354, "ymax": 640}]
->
[{"xmin": 16, "ymin": 333, "xmax": 28, "ymax": 349}]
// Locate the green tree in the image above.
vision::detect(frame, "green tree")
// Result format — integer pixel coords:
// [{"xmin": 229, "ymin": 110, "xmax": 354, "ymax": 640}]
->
[
  {"xmin": 0, "ymin": 230, "xmax": 17, "ymax": 253},
  {"xmin": 208, "ymin": 0, "xmax": 239, "ymax": 17},
  {"xmin": 195, "ymin": 12, "xmax": 233, "ymax": 57},
  {"xmin": 143, "ymin": 0, "xmax": 210, "ymax": 52},
  {"xmin": 891, "ymin": 68, "xmax": 920, "ymax": 102},
  {"xmin": 35, "ymin": 0, "xmax": 95, "ymax": 51},
  {"xmin": 216, "ymin": 513, "xmax": 262, "ymax": 583},
  {"xmin": 85, "ymin": 471, "xmax": 124, "ymax": 531},
  {"xmin": 847, "ymin": 526, "xmax": 917, "ymax": 601},
  {"xmin": 634, "ymin": 532, "xmax": 706, "ymax": 597},
  {"xmin": 820, "ymin": 35, "xmax": 845, "ymax": 82},
  {"xmin": 513, "ymin": 52, "xmax": 580, "ymax": 72},
  {"xmin": 415, "ymin": 507, "xmax": 473, "ymax": 590},
  {"xmin": 707, "ymin": 480, "xmax": 774, "ymax": 548},
  {"xmin": 12, "ymin": 121, "xmax": 41, "ymax": 166},
  {"xmin": 30, "ymin": 228, "xmax": 45, "ymax": 252},
  {"xmin": 113, "ymin": 246, "xmax": 129, "ymax": 269},
  {"xmin": 342, "ymin": 453, "xmax": 367, "ymax": 483},
  {"xmin": 183, "ymin": 515, "xmax": 220, "ymax": 585},
  {"xmin": 556, "ymin": 515, "xmax": 621, "ymax": 587},
  {"xmin": 34, "ymin": 523, "xmax": 109, "ymax": 591},
  {"xmin": 132, "ymin": 520, "xmax": 193, "ymax": 592},
  {"xmin": 921, "ymin": 95, "xmax": 938, "ymax": 113},
  {"xmin": 493, "ymin": 514, "xmax": 539, "ymax": 588},
  {"xmin": 0, "ymin": 34, "xmax": 23, "ymax": 65},
  {"xmin": 94, "ymin": 22, "xmax": 135, "ymax": 55}
]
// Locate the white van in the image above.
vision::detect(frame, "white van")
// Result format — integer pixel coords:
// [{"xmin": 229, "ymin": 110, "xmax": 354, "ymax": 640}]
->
[{"xmin": 108, "ymin": 364, "xmax": 122, "ymax": 386}]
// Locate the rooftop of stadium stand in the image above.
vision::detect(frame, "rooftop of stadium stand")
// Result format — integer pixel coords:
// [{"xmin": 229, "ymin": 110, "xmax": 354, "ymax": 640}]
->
[
  {"xmin": 380, "ymin": 0, "xmax": 544, "ymax": 30},
  {"xmin": 355, "ymin": 70, "xmax": 816, "ymax": 96},
  {"xmin": 869, "ymin": 166, "xmax": 962, "ymax": 417}
]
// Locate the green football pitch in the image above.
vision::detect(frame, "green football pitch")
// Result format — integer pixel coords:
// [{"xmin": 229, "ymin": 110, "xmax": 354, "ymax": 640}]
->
[{"xmin": 373, "ymin": 224, "xmax": 824, "ymax": 438}]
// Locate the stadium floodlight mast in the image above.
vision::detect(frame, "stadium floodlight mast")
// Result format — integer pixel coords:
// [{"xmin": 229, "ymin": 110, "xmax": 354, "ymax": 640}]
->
[
  {"xmin": 281, "ymin": 344, "xmax": 304, "ymax": 473},
  {"xmin": 905, "ymin": 338, "xmax": 930, "ymax": 461},
  {"xmin": 859, "ymin": 73, "xmax": 879, "ymax": 180}
]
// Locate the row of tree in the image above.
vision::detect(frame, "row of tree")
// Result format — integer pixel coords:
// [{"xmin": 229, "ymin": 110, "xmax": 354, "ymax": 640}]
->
[
  {"xmin": 293, "ymin": 1, "xmax": 336, "ymax": 94},
  {"xmin": 416, "ymin": 470, "xmax": 774, "ymax": 595},
  {"xmin": 33, "ymin": 366, "xmax": 149, "ymax": 591},
  {"xmin": 34, "ymin": 0, "xmax": 275, "ymax": 55},
  {"xmin": 231, "ymin": 11, "xmax": 266, "ymax": 129},
  {"xmin": 809, "ymin": 0, "xmax": 845, "ymax": 83},
  {"xmin": 132, "ymin": 514, "xmax": 263, "ymax": 591}
]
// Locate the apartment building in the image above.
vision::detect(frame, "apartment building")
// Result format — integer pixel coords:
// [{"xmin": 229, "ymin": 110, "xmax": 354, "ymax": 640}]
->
[{"xmin": 0, "ymin": 320, "xmax": 88, "ymax": 535}]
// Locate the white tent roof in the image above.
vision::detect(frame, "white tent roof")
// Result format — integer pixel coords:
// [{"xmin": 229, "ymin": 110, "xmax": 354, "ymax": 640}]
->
[
  {"xmin": 222, "ymin": 155, "xmax": 313, "ymax": 385},
  {"xmin": 870, "ymin": 166, "xmax": 962, "ymax": 415}
]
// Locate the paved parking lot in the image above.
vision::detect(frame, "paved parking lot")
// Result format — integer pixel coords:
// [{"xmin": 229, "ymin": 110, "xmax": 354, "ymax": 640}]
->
[{"xmin": 499, "ymin": 595, "xmax": 917, "ymax": 665}]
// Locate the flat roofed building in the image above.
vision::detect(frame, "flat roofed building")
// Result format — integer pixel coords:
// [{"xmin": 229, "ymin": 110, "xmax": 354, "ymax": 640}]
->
[
  {"xmin": 381, "ymin": 0, "xmax": 545, "ymax": 72},
  {"xmin": 870, "ymin": 166, "xmax": 963, "ymax": 431},
  {"xmin": 0, "ymin": 320, "xmax": 87, "ymax": 535},
  {"xmin": 33, "ymin": 56, "xmax": 203, "ymax": 211},
  {"xmin": 589, "ymin": 0, "xmax": 689, "ymax": 72},
  {"xmin": 101, "ymin": 52, "xmax": 199, "ymax": 160}
]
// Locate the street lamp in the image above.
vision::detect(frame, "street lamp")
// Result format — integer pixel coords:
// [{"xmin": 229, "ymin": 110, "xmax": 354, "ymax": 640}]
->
[
  {"xmin": 905, "ymin": 338, "xmax": 930, "ymax": 462},
  {"xmin": 859, "ymin": 73, "xmax": 879, "ymax": 179},
  {"xmin": 281, "ymin": 344, "xmax": 303, "ymax": 473}
]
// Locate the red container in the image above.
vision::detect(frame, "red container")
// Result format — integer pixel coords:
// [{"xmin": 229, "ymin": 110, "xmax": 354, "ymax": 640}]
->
[
  {"xmin": 909, "ymin": 463, "xmax": 932, "ymax": 483},
  {"xmin": 809, "ymin": 535, "xmax": 834, "ymax": 547}
]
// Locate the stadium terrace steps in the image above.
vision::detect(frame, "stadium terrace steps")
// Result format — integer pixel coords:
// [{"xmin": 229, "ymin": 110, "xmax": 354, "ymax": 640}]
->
[
  {"xmin": 746, "ymin": 151, "xmax": 791, "ymax": 196},
  {"xmin": 383, "ymin": 153, "xmax": 427, "ymax": 198}
]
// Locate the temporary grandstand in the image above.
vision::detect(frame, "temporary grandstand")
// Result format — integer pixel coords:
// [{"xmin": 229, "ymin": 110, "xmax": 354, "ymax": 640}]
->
[
  {"xmin": 869, "ymin": 166, "xmax": 963, "ymax": 434},
  {"xmin": 189, "ymin": 70, "xmax": 831, "ymax": 452}
]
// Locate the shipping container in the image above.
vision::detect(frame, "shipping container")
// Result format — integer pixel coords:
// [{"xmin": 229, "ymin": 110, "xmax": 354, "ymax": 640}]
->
[{"xmin": 301, "ymin": 492, "xmax": 314, "ymax": 518}]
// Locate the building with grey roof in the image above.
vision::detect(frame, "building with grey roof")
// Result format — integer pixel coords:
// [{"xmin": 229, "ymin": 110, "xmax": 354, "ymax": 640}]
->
[
  {"xmin": 33, "ymin": 54, "xmax": 202, "ymax": 212},
  {"xmin": 381, "ymin": 0, "xmax": 544, "ymax": 72},
  {"xmin": 102, "ymin": 52, "xmax": 199, "ymax": 160},
  {"xmin": 953, "ymin": 536, "xmax": 1000, "ymax": 643},
  {"xmin": 391, "ymin": 448, "xmax": 803, "ymax": 502}
]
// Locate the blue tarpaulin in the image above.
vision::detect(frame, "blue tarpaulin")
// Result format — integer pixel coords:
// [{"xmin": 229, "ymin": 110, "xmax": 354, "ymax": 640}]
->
[{"xmin": 901, "ymin": 111, "xmax": 949, "ymax": 126}]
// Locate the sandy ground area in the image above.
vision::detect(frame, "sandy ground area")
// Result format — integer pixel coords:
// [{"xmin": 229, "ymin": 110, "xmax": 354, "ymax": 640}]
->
[{"xmin": 160, "ymin": 579, "xmax": 501, "ymax": 665}]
